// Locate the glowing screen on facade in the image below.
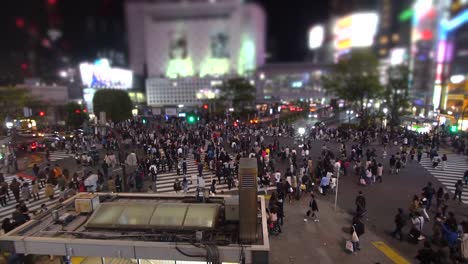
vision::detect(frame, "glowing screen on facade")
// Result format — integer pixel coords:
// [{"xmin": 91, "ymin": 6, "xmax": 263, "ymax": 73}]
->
[
  {"xmin": 79, "ymin": 59, "xmax": 133, "ymax": 89},
  {"xmin": 334, "ymin": 13, "xmax": 379, "ymax": 51},
  {"xmin": 308, "ymin": 25, "xmax": 324, "ymax": 50}
]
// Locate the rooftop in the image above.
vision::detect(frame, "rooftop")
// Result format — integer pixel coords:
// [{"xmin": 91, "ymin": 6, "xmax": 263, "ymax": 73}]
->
[{"xmin": 0, "ymin": 193, "xmax": 269, "ymax": 264}]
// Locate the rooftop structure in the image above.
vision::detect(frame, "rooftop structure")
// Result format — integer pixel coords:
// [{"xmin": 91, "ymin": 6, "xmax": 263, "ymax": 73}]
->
[{"xmin": 0, "ymin": 193, "xmax": 269, "ymax": 264}]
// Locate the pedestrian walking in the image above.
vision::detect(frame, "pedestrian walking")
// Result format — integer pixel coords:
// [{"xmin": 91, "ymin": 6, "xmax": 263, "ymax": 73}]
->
[
  {"xmin": 422, "ymin": 182, "xmax": 435, "ymax": 210},
  {"xmin": 389, "ymin": 155, "xmax": 396, "ymax": 174},
  {"xmin": 32, "ymin": 180, "xmax": 41, "ymax": 200},
  {"xmin": 395, "ymin": 158, "xmax": 402, "ymax": 175},
  {"xmin": 9, "ymin": 178, "xmax": 20, "ymax": 203},
  {"xmin": 453, "ymin": 180, "xmax": 463, "ymax": 203},
  {"xmin": 441, "ymin": 154, "xmax": 447, "ymax": 171},
  {"xmin": 392, "ymin": 208, "xmax": 406, "ymax": 241},
  {"xmin": 173, "ymin": 179, "xmax": 182, "ymax": 193},
  {"xmin": 210, "ymin": 179, "xmax": 217, "ymax": 195},
  {"xmin": 376, "ymin": 163, "xmax": 383, "ymax": 183},
  {"xmin": 305, "ymin": 194, "xmax": 319, "ymax": 222},
  {"xmin": 409, "ymin": 212, "xmax": 425, "ymax": 242}
]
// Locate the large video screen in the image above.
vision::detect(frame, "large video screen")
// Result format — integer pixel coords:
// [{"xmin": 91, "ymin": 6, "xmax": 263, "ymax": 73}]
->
[{"xmin": 79, "ymin": 59, "xmax": 133, "ymax": 89}]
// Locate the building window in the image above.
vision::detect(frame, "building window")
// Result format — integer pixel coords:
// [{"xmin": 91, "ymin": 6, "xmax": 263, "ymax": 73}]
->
[
  {"xmin": 379, "ymin": 49, "xmax": 387, "ymax": 56},
  {"xmin": 392, "ymin": 34, "xmax": 400, "ymax": 43}
]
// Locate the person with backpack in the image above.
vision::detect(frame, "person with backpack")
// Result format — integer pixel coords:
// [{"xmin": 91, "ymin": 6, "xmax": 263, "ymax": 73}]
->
[
  {"xmin": 392, "ymin": 208, "xmax": 406, "ymax": 241},
  {"xmin": 305, "ymin": 194, "xmax": 319, "ymax": 222},
  {"xmin": 410, "ymin": 212, "xmax": 425, "ymax": 243}
]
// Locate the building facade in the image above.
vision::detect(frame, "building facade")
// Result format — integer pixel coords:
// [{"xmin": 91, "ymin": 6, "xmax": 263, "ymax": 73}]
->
[
  {"xmin": 126, "ymin": 0, "xmax": 266, "ymax": 78},
  {"xmin": 255, "ymin": 63, "xmax": 328, "ymax": 103},
  {"xmin": 146, "ymin": 75, "xmax": 235, "ymax": 108}
]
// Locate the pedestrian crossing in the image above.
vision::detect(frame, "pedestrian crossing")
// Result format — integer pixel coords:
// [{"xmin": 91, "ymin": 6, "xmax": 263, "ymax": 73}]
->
[
  {"xmin": 0, "ymin": 175, "xmax": 61, "ymax": 223},
  {"xmin": 39, "ymin": 150, "xmax": 75, "ymax": 162},
  {"xmin": 152, "ymin": 157, "xmax": 275, "ymax": 194},
  {"xmin": 419, "ymin": 152, "xmax": 468, "ymax": 204}
]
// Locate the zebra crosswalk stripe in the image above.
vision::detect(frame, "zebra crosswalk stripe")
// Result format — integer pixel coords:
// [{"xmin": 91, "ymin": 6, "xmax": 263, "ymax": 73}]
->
[
  {"xmin": 419, "ymin": 154, "xmax": 468, "ymax": 203},
  {"xmin": 151, "ymin": 157, "xmax": 274, "ymax": 194},
  {"xmin": 0, "ymin": 175, "xmax": 61, "ymax": 222},
  {"xmin": 38, "ymin": 150, "xmax": 75, "ymax": 162}
]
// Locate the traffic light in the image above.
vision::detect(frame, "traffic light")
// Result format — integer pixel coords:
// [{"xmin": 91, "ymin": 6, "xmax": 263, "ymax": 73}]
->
[
  {"xmin": 39, "ymin": 111, "xmax": 45, "ymax": 117},
  {"xmin": 187, "ymin": 115, "xmax": 196, "ymax": 124},
  {"xmin": 203, "ymin": 104, "xmax": 209, "ymax": 110},
  {"xmin": 233, "ymin": 121, "xmax": 238, "ymax": 127},
  {"xmin": 142, "ymin": 118, "xmax": 147, "ymax": 124},
  {"xmin": 450, "ymin": 125, "xmax": 458, "ymax": 133}
]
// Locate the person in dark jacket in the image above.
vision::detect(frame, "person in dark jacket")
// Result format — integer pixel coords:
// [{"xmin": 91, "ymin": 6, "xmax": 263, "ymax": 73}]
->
[
  {"xmin": 392, "ymin": 208, "xmax": 406, "ymax": 241},
  {"xmin": 415, "ymin": 241, "xmax": 435, "ymax": 264},
  {"xmin": 305, "ymin": 194, "xmax": 319, "ymax": 222}
]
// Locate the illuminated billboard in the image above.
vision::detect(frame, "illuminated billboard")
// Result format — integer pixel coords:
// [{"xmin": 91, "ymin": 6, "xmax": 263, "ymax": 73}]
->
[
  {"xmin": 79, "ymin": 59, "xmax": 133, "ymax": 89},
  {"xmin": 308, "ymin": 25, "xmax": 324, "ymax": 50},
  {"xmin": 334, "ymin": 13, "xmax": 379, "ymax": 51}
]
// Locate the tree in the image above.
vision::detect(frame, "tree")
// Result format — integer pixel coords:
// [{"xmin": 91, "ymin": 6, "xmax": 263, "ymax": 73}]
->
[
  {"xmin": 218, "ymin": 78, "xmax": 256, "ymax": 116},
  {"xmin": 322, "ymin": 49, "xmax": 383, "ymax": 117},
  {"xmin": 385, "ymin": 65, "xmax": 411, "ymax": 129},
  {"xmin": 0, "ymin": 86, "xmax": 35, "ymax": 122},
  {"xmin": 93, "ymin": 89, "xmax": 133, "ymax": 122},
  {"xmin": 64, "ymin": 102, "xmax": 89, "ymax": 129}
]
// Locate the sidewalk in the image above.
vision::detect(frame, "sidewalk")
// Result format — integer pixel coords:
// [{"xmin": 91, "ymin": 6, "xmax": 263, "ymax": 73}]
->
[{"xmin": 269, "ymin": 196, "xmax": 407, "ymax": 264}]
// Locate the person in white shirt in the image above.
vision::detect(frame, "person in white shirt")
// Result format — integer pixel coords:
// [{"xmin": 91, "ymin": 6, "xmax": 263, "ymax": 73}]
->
[{"xmin": 334, "ymin": 160, "xmax": 341, "ymax": 177}]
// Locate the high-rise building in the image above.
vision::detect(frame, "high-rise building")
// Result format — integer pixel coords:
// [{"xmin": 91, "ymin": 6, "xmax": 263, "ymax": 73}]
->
[
  {"xmin": 126, "ymin": 0, "xmax": 266, "ymax": 109},
  {"xmin": 126, "ymin": 0, "xmax": 266, "ymax": 78}
]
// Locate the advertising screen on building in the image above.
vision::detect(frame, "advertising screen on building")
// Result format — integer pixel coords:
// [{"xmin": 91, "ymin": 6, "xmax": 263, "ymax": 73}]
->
[
  {"xmin": 309, "ymin": 25, "xmax": 324, "ymax": 50},
  {"xmin": 79, "ymin": 59, "xmax": 133, "ymax": 89},
  {"xmin": 334, "ymin": 12, "xmax": 379, "ymax": 51}
]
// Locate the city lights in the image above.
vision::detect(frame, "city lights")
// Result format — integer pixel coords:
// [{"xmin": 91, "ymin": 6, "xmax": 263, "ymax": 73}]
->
[
  {"xmin": 390, "ymin": 48, "xmax": 406, "ymax": 65},
  {"xmin": 334, "ymin": 12, "xmax": 379, "ymax": 51},
  {"xmin": 399, "ymin": 8, "xmax": 414, "ymax": 22},
  {"xmin": 450, "ymin": 75, "xmax": 465, "ymax": 84},
  {"xmin": 308, "ymin": 25, "xmax": 324, "ymax": 50}
]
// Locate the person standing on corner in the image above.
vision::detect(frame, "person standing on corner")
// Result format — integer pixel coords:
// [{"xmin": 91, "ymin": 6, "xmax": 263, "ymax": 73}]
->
[{"xmin": 392, "ymin": 208, "xmax": 406, "ymax": 241}]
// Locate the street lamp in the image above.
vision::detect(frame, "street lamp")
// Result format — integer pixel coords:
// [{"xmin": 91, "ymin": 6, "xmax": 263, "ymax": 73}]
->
[{"xmin": 383, "ymin": 108, "xmax": 388, "ymax": 114}]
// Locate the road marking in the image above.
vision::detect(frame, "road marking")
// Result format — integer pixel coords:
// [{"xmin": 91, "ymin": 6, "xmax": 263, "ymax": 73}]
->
[{"xmin": 372, "ymin": 241, "xmax": 410, "ymax": 264}]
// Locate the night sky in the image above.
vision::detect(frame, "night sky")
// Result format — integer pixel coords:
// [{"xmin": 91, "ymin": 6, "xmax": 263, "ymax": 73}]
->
[
  {"xmin": 253, "ymin": 0, "xmax": 329, "ymax": 62},
  {"xmin": 1, "ymin": 0, "xmax": 329, "ymax": 65}
]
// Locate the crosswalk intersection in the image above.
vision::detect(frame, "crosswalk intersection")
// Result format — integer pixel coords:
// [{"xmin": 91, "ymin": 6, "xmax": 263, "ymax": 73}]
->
[
  {"xmin": 0, "ymin": 175, "xmax": 61, "ymax": 223},
  {"xmin": 39, "ymin": 150, "xmax": 75, "ymax": 162},
  {"xmin": 420, "ymin": 152, "xmax": 468, "ymax": 204},
  {"xmin": 153, "ymin": 156, "xmax": 275, "ymax": 194}
]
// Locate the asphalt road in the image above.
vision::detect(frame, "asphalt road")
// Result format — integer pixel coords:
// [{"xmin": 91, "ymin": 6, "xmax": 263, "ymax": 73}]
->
[
  {"xmin": 283, "ymin": 118, "xmax": 468, "ymax": 261},
  {"xmin": 15, "ymin": 117, "xmax": 468, "ymax": 262}
]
